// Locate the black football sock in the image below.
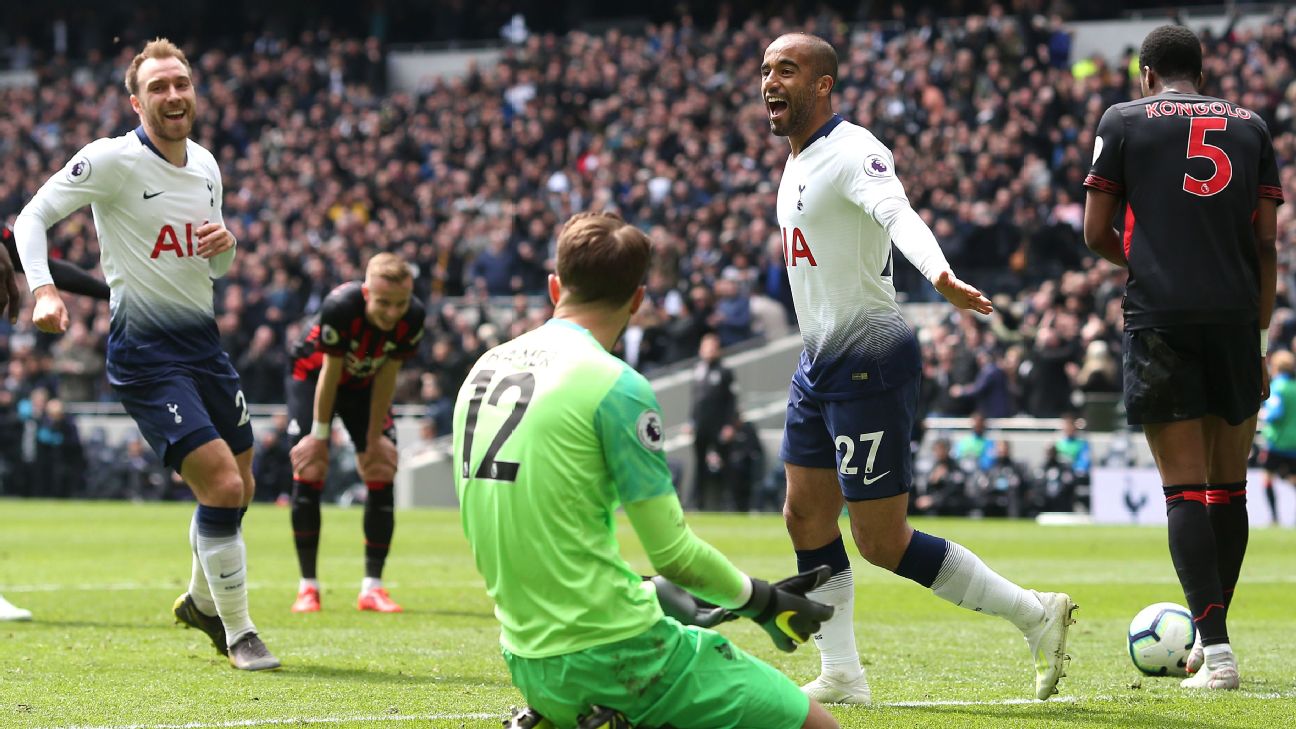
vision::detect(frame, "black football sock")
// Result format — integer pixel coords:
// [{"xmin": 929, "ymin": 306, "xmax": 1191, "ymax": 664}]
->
[
  {"xmin": 1206, "ymin": 482, "xmax": 1249, "ymax": 614},
  {"xmin": 291, "ymin": 479, "xmax": 324, "ymax": 580},
  {"xmin": 1164, "ymin": 484, "xmax": 1227, "ymax": 645},
  {"xmin": 363, "ymin": 482, "xmax": 395, "ymax": 580}
]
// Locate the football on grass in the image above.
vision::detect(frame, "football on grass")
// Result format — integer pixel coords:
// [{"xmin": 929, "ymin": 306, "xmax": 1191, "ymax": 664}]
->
[{"xmin": 1128, "ymin": 602, "xmax": 1195, "ymax": 676}]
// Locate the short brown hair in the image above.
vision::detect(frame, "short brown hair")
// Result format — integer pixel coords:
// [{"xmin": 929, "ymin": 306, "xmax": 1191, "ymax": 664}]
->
[
  {"xmin": 125, "ymin": 38, "xmax": 192, "ymax": 96},
  {"xmin": 556, "ymin": 212, "xmax": 652, "ymax": 307},
  {"xmin": 366, "ymin": 252, "xmax": 413, "ymax": 285}
]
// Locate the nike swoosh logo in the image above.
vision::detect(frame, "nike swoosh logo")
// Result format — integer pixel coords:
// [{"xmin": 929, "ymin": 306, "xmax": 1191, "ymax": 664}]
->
[
  {"xmin": 774, "ymin": 610, "xmax": 804, "ymax": 642},
  {"xmin": 860, "ymin": 470, "xmax": 892, "ymax": 486},
  {"xmin": 219, "ymin": 568, "xmax": 243, "ymax": 579},
  {"xmin": 143, "ymin": 190, "xmax": 165, "ymax": 199}
]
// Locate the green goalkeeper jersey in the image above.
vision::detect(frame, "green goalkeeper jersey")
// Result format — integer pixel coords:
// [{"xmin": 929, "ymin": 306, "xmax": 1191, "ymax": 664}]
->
[{"xmin": 453, "ymin": 319, "xmax": 675, "ymax": 658}]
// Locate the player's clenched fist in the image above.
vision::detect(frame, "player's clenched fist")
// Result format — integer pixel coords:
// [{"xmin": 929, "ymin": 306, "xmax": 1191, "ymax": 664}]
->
[
  {"xmin": 736, "ymin": 565, "xmax": 835, "ymax": 652},
  {"xmin": 32, "ymin": 285, "xmax": 70, "ymax": 334}
]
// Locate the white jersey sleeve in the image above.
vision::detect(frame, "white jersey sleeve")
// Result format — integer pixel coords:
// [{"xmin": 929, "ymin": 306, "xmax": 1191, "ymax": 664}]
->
[
  {"xmin": 833, "ymin": 141, "xmax": 909, "ymax": 219},
  {"xmin": 834, "ymin": 138, "xmax": 950, "ymax": 284},
  {"xmin": 14, "ymin": 138, "xmax": 131, "ymax": 290}
]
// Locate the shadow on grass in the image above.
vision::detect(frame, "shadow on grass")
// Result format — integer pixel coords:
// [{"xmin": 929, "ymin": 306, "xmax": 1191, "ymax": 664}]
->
[
  {"xmin": 885, "ymin": 703, "xmax": 1257, "ymax": 729},
  {"xmin": 400, "ymin": 608, "xmax": 496, "ymax": 621},
  {"xmin": 274, "ymin": 663, "xmax": 510, "ymax": 688}
]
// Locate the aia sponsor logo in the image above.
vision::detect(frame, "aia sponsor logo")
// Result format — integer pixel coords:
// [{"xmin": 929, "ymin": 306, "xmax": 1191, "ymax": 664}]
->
[
  {"xmin": 781, "ymin": 226, "xmax": 817, "ymax": 267},
  {"xmin": 150, "ymin": 223, "xmax": 201, "ymax": 259}
]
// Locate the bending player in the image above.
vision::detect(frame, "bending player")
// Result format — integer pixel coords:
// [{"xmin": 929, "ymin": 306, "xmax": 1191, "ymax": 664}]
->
[
  {"xmin": 454, "ymin": 212, "xmax": 839, "ymax": 729},
  {"xmin": 286, "ymin": 253, "xmax": 424, "ymax": 613},
  {"xmin": 760, "ymin": 33, "xmax": 1075, "ymax": 703},
  {"xmin": 14, "ymin": 38, "xmax": 278, "ymax": 670}
]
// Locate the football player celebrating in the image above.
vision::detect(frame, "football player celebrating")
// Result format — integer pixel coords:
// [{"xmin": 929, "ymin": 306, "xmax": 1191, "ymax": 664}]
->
[
  {"xmin": 14, "ymin": 38, "xmax": 278, "ymax": 670},
  {"xmin": 761, "ymin": 33, "xmax": 1075, "ymax": 703},
  {"xmin": 286, "ymin": 253, "xmax": 424, "ymax": 614}
]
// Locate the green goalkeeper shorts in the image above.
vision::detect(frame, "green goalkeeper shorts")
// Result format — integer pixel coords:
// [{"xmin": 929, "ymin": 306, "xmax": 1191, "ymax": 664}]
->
[{"xmin": 501, "ymin": 617, "xmax": 809, "ymax": 729}]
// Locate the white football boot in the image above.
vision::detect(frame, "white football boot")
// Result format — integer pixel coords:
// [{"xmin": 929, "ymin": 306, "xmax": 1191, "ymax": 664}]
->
[
  {"xmin": 1023, "ymin": 591, "xmax": 1077, "ymax": 700},
  {"xmin": 1181, "ymin": 650, "xmax": 1239, "ymax": 690},
  {"xmin": 802, "ymin": 668, "xmax": 872, "ymax": 705},
  {"xmin": 0, "ymin": 595, "xmax": 32, "ymax": 622}
]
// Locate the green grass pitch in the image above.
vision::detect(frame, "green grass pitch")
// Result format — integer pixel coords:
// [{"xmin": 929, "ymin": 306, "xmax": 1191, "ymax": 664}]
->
[{"xmin": 2, "ymin": 499, "xmax": 1294, "ymax": 728}]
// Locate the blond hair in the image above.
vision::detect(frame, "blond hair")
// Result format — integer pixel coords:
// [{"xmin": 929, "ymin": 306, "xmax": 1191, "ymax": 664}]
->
[
  {"xmin": 366, "ymin": 252, "xmax": 413, "ymax": 285},
  {"xmin": 125, "ymin": 38, "xmax": 191, "ymax": 96}
]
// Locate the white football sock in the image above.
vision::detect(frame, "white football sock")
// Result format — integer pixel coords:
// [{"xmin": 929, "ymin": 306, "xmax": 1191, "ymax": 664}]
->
[
  {"xmin": 1204, "ymin": 643, "xmax": 1235, "ymax": 665},
  {"xmin": 931, "ymin": 541, "xmax": 1044, "ymax": 633},
  {"xmin": 807, "ymin": 567, "xmax": 862, "ymax": 679},
  {"xmin": 197, "ymin": 530, "xmax": 256, "ymax": 645},
  {"xmin": 187, "ymin": 513, "xmax": 217, "ymax": 615},
  {"xmin": 361, "ymin": 577, "xmax": 383, "ymax": 593},
  {"xmin": 299, "ymin": 578, "xmax": 320, "ymax": 592}
]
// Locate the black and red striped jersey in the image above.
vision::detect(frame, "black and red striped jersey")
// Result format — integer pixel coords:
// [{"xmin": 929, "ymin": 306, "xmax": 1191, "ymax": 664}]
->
[
  {"xmin": 1085, "ymin": 92, "xmax": 1284, "ymax": 329},
  {"xmin": 290, "ymin": 281, "xmax": 425, "ymax": 388}
]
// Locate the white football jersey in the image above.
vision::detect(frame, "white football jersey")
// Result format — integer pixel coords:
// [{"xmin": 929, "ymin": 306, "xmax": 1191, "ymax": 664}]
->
[
  {"xmin": 17, "ymin": 128, "xmax": 227, "ymax": 377},
  {"xmin": 776, "ymin": 116, "xmax": 922, "ymax": 398}
]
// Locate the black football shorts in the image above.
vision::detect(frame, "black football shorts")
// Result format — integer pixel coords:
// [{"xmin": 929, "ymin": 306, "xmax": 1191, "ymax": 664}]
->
[{"xmin": 1123, "ymin": 322, "xmax": 1263, "ymax": 426}]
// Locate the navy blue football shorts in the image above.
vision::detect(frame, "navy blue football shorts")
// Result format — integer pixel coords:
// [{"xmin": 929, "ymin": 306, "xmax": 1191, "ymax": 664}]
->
[
  {"xmin": 780, "ymin": 375, "xmax": 918, "ymax": 501},
  {"xmin": 111, "ymin": 356, "xmax": 255, "ymax": 470}
]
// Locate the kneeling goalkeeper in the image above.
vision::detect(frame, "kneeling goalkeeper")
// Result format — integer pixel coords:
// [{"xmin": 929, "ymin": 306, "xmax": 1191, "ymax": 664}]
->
[{"xmin": 453, "ymin": 212, "xmax": 838, "ymax": 729}]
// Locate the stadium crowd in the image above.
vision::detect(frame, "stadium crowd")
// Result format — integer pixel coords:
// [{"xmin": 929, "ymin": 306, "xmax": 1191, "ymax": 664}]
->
[{"xmin": 3, "ymin": 4, "xmax": 1296, "ymax": 506}]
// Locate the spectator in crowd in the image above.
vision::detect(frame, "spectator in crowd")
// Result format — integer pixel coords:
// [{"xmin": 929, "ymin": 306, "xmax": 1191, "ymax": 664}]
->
[
  {"xmin": 253, "ymin": 414, "xmax": 293, "ymax": 504},
  {"xmin": 34, "ymin": 398, "xmax": 84, "ymax": 498},
  {"xmin": 912, "ymin": 437, "xmax": 972, "ymax": 516},
  {"xmin": 950, "ymin": 348, "xmax": 1014, "ymax": 417},
  {"xmin": 971, "ymin": 440, "xmax": 1030, "ymax": 518},
  {"xmin": 102, "ymin": 437, "xmax": 169, "ymax": 501},
  {"xmin": 0, "ymin": 6, "xmax": 1293, "ymax": 494},
  {"xmin": 689, "ymin": 332, "xmax": 738, "ymax": 510},
  {"xmin": 954, "ymin": 411, "xmax": 995, "ymax": 471},
  {"xmin": 235, "ymin": 326, "xmax": 287, "ymax": 405},
  {"xmin": 1035, "ymin": 444, "xmax": 1081, "ymax": 514},
  {"xmin": 421, "ymin": 372, "xmax": 455, "ymax": 438},
  {"xmin": 712, "ymin": 414, "xmax": 766, "ymax": 512},
  {"xmin": 1053, "ymin": 412, "xmax": 1092, "ymax": 480}
]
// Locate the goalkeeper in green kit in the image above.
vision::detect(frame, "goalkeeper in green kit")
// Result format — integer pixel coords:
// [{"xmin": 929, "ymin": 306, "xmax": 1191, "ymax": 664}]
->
[{"xmin": 453, "ymin": 212, "xmax": 839, "ymax": 729}]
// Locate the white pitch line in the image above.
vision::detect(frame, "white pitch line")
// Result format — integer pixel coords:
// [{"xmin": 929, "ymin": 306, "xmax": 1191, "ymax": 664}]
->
[
  {"xmin": 52, "ymin": 714, "xmax": 493, "ymax": 729},
  {"xmin": 43, "ymin": 692, "xmax": 1296, "ymax": 729}
]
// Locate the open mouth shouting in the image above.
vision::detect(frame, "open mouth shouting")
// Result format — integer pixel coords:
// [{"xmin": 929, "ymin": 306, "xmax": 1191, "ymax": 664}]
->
[{"xmin": 766, "ymin": 94, "xmax": 790, "ymax": 121}]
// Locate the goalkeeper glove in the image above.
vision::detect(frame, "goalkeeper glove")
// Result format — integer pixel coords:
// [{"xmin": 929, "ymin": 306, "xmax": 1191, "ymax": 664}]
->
[
  {"xmin": 735, "ymin": 565, "xmax": 834, "ymax": 652},
  {"xmin": 648, "ymin": 575, "xmax": 735, "ymax": 628}
]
